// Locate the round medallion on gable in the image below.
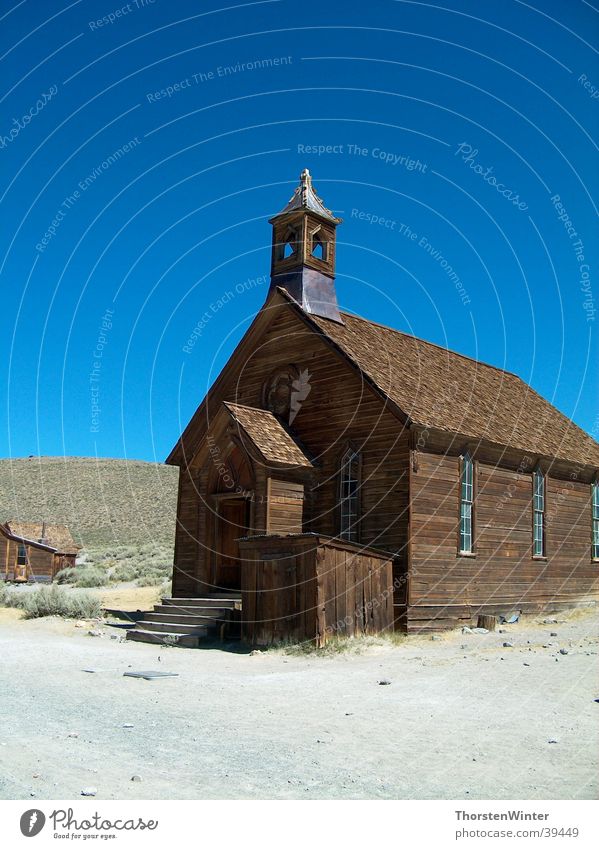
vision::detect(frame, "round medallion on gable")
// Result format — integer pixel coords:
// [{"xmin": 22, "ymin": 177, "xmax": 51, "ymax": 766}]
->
[{"xmin": 263, "ymin": 365, "xmax": 299, "ymax": 419}]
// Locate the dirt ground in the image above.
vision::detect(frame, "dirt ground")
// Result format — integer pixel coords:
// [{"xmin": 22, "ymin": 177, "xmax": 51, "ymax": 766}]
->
[{"xmin": 0, "ymin": 600, "xmax": 597, "ymax": 800}]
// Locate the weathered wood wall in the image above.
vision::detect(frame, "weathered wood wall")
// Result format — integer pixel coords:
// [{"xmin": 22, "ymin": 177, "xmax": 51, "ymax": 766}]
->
[
  {"xmin": 1, "ymin": 529, "xmax": 56, "ymax": 582},
  {"xmin": 266, "ymin": 479, "xmax": 304, "ymax": 534},
  {"xmin": 239, "ymin": 534, "xmax": 394, "ymax": 646},
  {"xmin": 408, "ymin": 443, "xmax": 599, "ymax": 632}
]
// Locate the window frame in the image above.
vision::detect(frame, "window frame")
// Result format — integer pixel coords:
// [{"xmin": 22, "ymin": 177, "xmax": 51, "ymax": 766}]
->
[
  {"xmin": 458, "ymin": 452, "xmax": 475, "ymax": 555},
  {"xmin": 16, "ymin": 543, "xmax": 28, "ymax": 566},
  {"xmin": 532, "ymin": 466, "xmax": 546, "ymax": 558},
  {"xmin": 339, "ymin": 447, "xmax": 361, "ymax": 543},
  {"xmin": 592, "ymin": 479, "xmax": 599, "ymax": 562}
]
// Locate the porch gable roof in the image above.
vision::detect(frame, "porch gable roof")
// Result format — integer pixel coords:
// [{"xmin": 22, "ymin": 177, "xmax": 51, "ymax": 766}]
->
[{"xmin": 223, "ymin": 402, "xmax": 313, "ymax": 469}]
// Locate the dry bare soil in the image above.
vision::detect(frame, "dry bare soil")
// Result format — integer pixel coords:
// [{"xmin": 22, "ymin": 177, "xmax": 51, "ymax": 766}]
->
[{"xmin": 0, "ymin": 599, "xmax": 597, "ymax": 800}]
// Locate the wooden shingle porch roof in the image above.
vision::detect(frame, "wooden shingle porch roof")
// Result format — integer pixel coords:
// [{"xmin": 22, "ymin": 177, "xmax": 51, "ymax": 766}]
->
[{"xmin": 223, "ymin": 402, "xmax": 313, "ymax": 469}]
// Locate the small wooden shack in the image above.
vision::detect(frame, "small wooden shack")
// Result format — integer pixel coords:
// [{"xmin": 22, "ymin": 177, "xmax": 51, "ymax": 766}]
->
[
  {"xmin": 1, "ymin": 521, "xmax": 80, "ymax": 582},
  {"xmin": 160, "ymin": 170, "xmax": 599, "ymax": 644}
]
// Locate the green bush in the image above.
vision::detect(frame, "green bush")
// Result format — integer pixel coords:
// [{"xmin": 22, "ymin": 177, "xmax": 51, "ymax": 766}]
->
[
  {"xmin": 54, "ymin": 567, "xmax": 78, "ymax": 584},
  {"xmin": 136, "ymin": 571, "xmax": 163, "ymax": 587},
  {"xmin": 111, "ymin": 563, "xmax": 137, "ymax": 583},
  {"xmin": 74, "ymin": 567, "xmax": 108, "ymax": 588},
  {"xmin": 0, "ymin": 585, "xmax": 101, "ymax": 619}
]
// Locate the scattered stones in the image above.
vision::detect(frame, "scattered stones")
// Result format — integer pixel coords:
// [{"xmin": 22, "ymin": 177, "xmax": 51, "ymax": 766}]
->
[
  {"xmin": 81, "ymin": 787, "xmax": 97, "ymax": 796},
  {"xmin": 32, "ymin": 773, "xmax": 40, "ymax": 778},
  {"xmin": 550, "ymin": 632, "xmax": 558, "ymax": 637},
  {"xmin": 431, "ymin": 635, "xmax": 441, "ymax": 641},
  {"xmin": 544, "ymin": 619, "xmax": 558, "ymax": 624},
  {"xmin": 378, "ymin": 679, "xmax": 391, "ymax": 686},
  {"xmin": 88, "ymin": 630, "xmax": 104, "ymax": 638},
  {"xmin": 503, "ymin": 642, "xmax": 514, "ymax": 648},
  {"xmin": 122, "ymin": 723, "xmax": 134, "ymax": 728},
  {"xmin": 249, "ymin": 650, "xmax": 263, "ymax": 656},
  {"xmin": 462, "ymin": 627, "xmax": 473, "ymax": 634},
  {"xmin": 74, "ymin": 621, "xmax": 86, "ymax": 629},
  {"xmin": 548, "ymin": 739, "xmax": 559, "ymax": 744},
  {"xmin": 67, "ymin": 732, "xmax": 79, "ymax": 738},
  {"xmin": 559, "ymin": 649, "xmax": 569, "ymax": 656},
  {"xmin": 523, "ymin": 662, "xmax": 530, "ymax": 667},
  {"xmin": 472, "ymin": 627, "xmax": 489, "ymax": 634},
  {"xmin": 498, "ymin": 629, "xmax": 506, "ymax": 633},
  {"xmin": 542, "ymin": 643, "xmax": 553, "ymax": 648},
  {"xmin": 130, "ymin": 775, "xmax": 142, "ymax": 782}
]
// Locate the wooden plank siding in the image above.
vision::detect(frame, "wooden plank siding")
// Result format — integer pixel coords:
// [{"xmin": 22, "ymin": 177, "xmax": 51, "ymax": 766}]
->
[
  {"xmin": 1, "ymin": 524, "xmax": 56, "ymax": 582},
  {"xmin": 238, "ymin": 535, "xmax": 394, "ymax": 646},
  {"xmin": 266, "ymin": 479, "xmax": 304, "ymax": 534},
  {"xmin": 408, "ymin": 447, "xmax": 599, "ymax": 632}
]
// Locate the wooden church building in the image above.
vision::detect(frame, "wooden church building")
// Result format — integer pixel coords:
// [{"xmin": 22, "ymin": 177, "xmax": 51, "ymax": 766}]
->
[{"xmin": 165, "ymin": 170, "xmax": 599, "ymax": 643}]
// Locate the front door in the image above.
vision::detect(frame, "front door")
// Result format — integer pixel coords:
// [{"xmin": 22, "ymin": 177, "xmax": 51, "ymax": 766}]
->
[{"xmin": 215, "ymin": 499, "xmax": 249, "ymax": 591}]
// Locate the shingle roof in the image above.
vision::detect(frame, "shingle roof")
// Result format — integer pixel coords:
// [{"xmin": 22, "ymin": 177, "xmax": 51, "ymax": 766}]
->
[
  {"xmin": 224, "ymin": 402, "xmax": 313, "ymax": 468},
  {"xmin": 0, "ymin": 522, "xmax": 57, "ymax": 552},
  {"xmin": 301, "ymin": 301, "xmax": 599, "ymax": 468},
  {"xmin": 6, "ymin": 521, "xmax": 80, "ymax": 554}
]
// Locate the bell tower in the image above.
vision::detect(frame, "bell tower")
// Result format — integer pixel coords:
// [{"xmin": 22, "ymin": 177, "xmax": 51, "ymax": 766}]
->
[{"xmin": 268, "ymin": 169, "xmax": 343, "ymax": 323}]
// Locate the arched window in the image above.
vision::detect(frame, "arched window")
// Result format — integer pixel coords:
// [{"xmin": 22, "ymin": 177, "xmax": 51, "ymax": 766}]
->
[
  {"xmin": 340, "ymin": 449, "xmax": 360, "ymax": 542},
  {"xmin": 459, "ymin": 453, "xmax": 474, "ymax": 554},
  {"xmin": 278, "ymin": 227, "xmax": 297, "ymax": 260},
  {"xmin": 533, "ymin": 467, "xmax": 545, "ymax": 556},
  {"xmin": 311, "ymin": 232, "xmax": 326, "ymax": 260}
]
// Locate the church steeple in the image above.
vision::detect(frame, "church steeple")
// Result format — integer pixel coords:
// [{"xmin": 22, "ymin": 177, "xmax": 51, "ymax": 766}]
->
[{"xmin": 268, "ymin": 169, "xmax": 343, "ymax": 323}]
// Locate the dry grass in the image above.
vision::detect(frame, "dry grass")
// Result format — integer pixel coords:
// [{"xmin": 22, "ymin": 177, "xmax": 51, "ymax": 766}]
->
[
  {"xmin": 275, "ymin": 631, "xmax": 407, "ymax": 656},
  {"xmin": 0, "ymin": 584, "xmax": 102, "ymax": 619}
]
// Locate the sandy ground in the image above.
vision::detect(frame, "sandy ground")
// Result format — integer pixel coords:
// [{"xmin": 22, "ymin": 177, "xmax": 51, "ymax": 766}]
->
[{"xmin": 0, "ymin": 602, "xmax": 597, "ymax": 800}]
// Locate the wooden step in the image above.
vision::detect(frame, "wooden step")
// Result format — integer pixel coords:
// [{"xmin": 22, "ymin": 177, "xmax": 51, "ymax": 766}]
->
[
  {"xmin": 153, "ymin": 604, "xmax": 233, "ymax": 617},
  {"xmin": 144, "ymin": 611, "xmax": 222, "ymax": 627},
  {"xmin": 135, "ymin": 620, "xmax": 210, "ymax": 636},
  {"xmin": 126, "ymin": 629, "xmax": 203, "ymax": 648},
  {"xmin": 162, "ymin": 597, "xmax": 241, "ymax": 609}
]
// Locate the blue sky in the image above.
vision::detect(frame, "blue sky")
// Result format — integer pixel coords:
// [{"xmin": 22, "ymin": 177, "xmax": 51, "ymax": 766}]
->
[{"xmin": 0, "ymin": 0, "xmax": 597, "ymax": 462}]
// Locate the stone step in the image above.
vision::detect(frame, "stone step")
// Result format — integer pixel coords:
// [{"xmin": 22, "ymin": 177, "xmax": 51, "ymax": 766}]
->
[
  {"xmin": 135, "ymin": 620, "xmax": 210, "ymax": 636},
  {"xmin": 145, "ymin": 611, "xmax": 223, "ymax": 627},
  {"xmin": 126, "ymin": 629, "xmax": 203, "ymax": 648}
]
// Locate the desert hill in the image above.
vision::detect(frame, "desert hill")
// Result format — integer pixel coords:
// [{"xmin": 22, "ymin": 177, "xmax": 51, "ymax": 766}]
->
[{"xmin": 0, "ymin": 456, "xmax": 179, "ymax": 551}]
